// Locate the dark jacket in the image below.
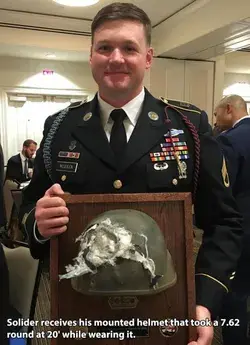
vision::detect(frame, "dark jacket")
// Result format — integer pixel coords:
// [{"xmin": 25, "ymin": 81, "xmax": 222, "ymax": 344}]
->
[
  {"xmin": 6, "ymin": 154, "xmax": 34, "ymax": 183},
  {"xmin": 20, "ymin": 89, "xmax": 243, "ymax": 318},
  {"xmin": 217, "ymin": 117, "xmax": 250, "ymax": 289}
]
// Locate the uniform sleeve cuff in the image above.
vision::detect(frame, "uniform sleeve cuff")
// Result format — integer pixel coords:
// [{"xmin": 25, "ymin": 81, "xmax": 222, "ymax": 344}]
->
[
  {"xmin": 195, "ymin": 273, "xmax": 228, "ymax": 319},
  {"xmin": 33, "ymin": 220, "xmax": 50, "ymax": 243}
]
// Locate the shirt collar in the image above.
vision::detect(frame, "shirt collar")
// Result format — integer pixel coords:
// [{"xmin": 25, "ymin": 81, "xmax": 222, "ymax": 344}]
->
[
  {"xmin": 20, "ymin": 152, "xmax": 26, "ymax": 162},
  {"xmin": 233, "ymin": 115, "xmax": 250, "ymax": 128},
  {"xmin": 98, "ymin": 88, "xmax": 145, "ymax": 127}
]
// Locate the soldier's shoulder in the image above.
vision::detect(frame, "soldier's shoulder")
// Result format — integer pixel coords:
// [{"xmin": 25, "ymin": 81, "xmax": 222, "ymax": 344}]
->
[
  {"xmin": 159, "ymin": 97, "xmax": 202, "ymax": 114},
  {"xmin": 68, "ymin": 99, "xmax": 88, "ymax": 109},
  {"xmin": 50, "ymin": 99, "xmax": 88, "ymax": 120}
]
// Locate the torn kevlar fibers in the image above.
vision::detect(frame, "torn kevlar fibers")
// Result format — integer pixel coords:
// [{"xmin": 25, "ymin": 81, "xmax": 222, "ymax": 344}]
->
[{"xmin": 59, "ymin": 218, "xmax": 156, "ymax": 284}]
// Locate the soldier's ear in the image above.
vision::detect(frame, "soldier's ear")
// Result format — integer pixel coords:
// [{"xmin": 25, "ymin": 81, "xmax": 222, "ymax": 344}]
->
[
  {"xmin": 89, "ymin": 46, "xmax": 93, "ymax": 62},
  {"xmin": 226, "ymin": 104, "xmax": 232, "ymax": 114},
  {"xmin": 146, "ymin": 47, "xmax": 153, "ymax": 69}
]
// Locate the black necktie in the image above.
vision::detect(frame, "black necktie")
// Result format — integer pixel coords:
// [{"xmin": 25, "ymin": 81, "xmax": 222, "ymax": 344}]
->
[
  {"xmin": 24, "ymin": 159, "xmax": 28, "ymax": 179},
  {"xmin": 110, "ymin": 109, "xmax": 127, "ymax": 160}
]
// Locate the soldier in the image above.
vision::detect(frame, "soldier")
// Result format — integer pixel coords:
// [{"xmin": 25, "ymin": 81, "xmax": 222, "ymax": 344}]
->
[
  {"xmin": 19, "ymin": 3, "xmax": 243, "ymax": 345},
  {"xmin": 215, "ymin": 95, "xmax": 250, "ymax": 345}
]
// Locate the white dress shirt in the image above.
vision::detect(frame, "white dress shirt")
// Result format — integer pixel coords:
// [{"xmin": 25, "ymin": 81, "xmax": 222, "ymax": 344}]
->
[
  {"xmin": 20, "ymin": 152, "xmax": 27, "ymax": 174},
  {"xmin": 232, "ymin": 115, "xmax": 250, "ymax": 128},
  {"xmin": 98, "ymin": 88, "xmax": 145, "ymax": 142}
]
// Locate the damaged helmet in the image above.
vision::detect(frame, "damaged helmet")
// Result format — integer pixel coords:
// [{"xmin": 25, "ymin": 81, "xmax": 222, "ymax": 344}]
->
[{"xmin": 59, "ymin": 209, "xmax": 177, "ymax": 295}]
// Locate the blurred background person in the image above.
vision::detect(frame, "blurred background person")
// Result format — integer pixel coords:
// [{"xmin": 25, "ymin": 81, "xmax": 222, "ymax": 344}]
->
[
  {"xmin": 214, "ymin": 94, "xmax": 250, "ymax": 345},
  {"xmin": 5, "ymin": 139, "xmax": 37, "ymax": 184},
  {"xmin": 212, "ymin": 122, "xmax": 223, "ymax": 136}
]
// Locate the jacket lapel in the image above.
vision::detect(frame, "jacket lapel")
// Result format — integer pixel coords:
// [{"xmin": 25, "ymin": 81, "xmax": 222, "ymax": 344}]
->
[
  {"xmin": 17, "ymin": 154, "xmax": 23, "ymax": 177},
  {"xmin": 72, "ymin": 95, "xmax": 116, "ymax": 169},
  {"xmin": 119, "ymin": 89, "xmax": 170, "ymax": 173}
]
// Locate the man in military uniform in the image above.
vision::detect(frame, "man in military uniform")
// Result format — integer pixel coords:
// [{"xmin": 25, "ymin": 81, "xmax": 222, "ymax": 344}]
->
[
  {"xmin": 19, "ymin": 3, "xmax": 243, "ymax": 345},
  {"xmin": 215, "ymin": 95, "xmax": 250, "ymax": 345}
]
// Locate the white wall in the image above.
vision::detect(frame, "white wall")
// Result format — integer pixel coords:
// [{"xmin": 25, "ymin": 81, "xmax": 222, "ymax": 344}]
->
[
  {"xmin": 223, "ymin": 52, "xmax": 250, "ymax": 102},
  {"xmin": 0, "ymin": 55, "xmax": 216, "ymax": 159},
  {"xmin": 0, "ymin": 55, "xmax": 215, "ymax": 116},
  {"xmin": 213, "ymin": 55, "xmax": 225, "ymax": 111},
  {"xmin": 149, "ymin": 58, "xmax": 215, "ymax": 123},
  {"xmin": 0, "ymin": 56, "xmax": 98, "ymax": 161},
  {"xmin": 0, "ymin": 56, "xmax": 96, "ymax": 93},
  {"xmin": 224, "ymin": 73, "xmax": 250, "ymax": 88},
  {"xmin": 224, "ymin": 73, "xmax": 250, "ymax": 101}
]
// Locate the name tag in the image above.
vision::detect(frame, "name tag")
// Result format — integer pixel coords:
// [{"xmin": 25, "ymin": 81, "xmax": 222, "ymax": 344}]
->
[{"xmin": 56, "ymin": 161, "xmax": 78, "ymax": 172}]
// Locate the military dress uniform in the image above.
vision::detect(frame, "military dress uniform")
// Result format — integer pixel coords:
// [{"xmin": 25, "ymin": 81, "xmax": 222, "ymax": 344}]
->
[
  {"xmin": 19, "ymin": 88, "xmax": 243, "ymax": 319},
  {"xmin": 217, "ymin": 117, "xmax": 250, "ymax": 344}
]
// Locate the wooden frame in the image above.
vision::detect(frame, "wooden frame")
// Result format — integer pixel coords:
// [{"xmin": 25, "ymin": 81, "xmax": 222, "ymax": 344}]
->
[{"xmin": 51, "ymin": 192, "xmax": 196, "ymax": 345}]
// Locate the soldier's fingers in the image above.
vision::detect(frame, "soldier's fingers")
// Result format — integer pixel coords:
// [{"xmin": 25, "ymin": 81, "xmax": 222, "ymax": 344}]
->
[
  {"xmin": 36, "ymin": 196, "xmax": 66, "ymax": 209},
  {"xmin": 39, "ymin": 216, "xmax": 69, "ymax": 230},
  {"xmin": 36, "ymin": 206, "xmax": 69, "ymax": 220},
  {"xmin": 41, "ymin": 225, "xmax": 68, "ymax": 238},
  {"xmin": 45, "ymin": 183, "xmax": 64, "ymax": 197}
]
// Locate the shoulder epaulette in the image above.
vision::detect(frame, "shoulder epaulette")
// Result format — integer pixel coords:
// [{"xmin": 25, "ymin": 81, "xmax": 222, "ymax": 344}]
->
[
  {"xmin": 159, "ymin": 97, "xmax": 202, "ymax": 114},
  {"xmin": 69, "ymin": 100, "xmax": 87, "ymax": 109}
]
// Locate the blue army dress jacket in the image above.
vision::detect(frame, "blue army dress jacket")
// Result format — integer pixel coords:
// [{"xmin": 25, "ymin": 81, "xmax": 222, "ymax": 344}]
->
[
  {"xmin": 217, "ymin": 117, "xmax": 250, "ymax": 289},
  {"xmin": 19, "ymin": 89, "xmax": 243, "ymax": 318},
  {"xmin": 217, "ymin": 117, "xmax": 250, "ymax": 232}
]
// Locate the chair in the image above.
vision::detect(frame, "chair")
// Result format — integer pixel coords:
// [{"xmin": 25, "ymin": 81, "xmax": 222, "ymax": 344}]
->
[
  {"xmin": 2, "ymin": 242, "xmax": 41, "ymax": 341},
  {"xmin": 11, "ymin": 189, "xmax": 23, "ymax": 214},
  {"xmin": 3, "ymin": 180, "xmax": 26, "ymax": 241},
  {"xmin": 3, "ymin": 180, "xmax": 19, "ymax": 227}
]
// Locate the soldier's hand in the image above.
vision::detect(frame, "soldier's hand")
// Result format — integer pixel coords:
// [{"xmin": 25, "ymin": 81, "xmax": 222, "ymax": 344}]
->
[
  {"xmin": 188, "ymin": 305, "xmax": 213, "ymax": 345},
  {"xmin": 35, "ymin": 183, "xmax": 69, "ymax": 239}
]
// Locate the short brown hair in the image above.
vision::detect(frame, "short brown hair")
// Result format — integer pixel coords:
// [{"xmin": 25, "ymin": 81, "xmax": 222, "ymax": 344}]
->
[
  {"xmin": 91, "ymin": 2, "xmax": 152, "ymax": 45},
  {"xmin": 23, "ymin": 139, "xmax": 37, "ymax": 148}
]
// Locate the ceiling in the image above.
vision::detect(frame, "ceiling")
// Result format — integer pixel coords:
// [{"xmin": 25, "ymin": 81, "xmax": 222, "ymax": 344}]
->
[
  {"xmin": 0, "ymin": 0, "xmax": 196, "ymax": 61},
  {"xmin": 0, "ymin": 0, "xmax": 195, "ymax": 26},
  {"xmin": 0, "ymin": 43, "xmax": 90, "ymax": 62},
  {"xmin": 0, "ymin": 0, "xmax": 250, "ymax": 63}
]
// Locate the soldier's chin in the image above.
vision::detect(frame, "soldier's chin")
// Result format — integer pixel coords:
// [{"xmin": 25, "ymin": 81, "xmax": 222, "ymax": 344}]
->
[{"xmin": 106, "ymin": 82, "xmax": 130, "ymax": 92}]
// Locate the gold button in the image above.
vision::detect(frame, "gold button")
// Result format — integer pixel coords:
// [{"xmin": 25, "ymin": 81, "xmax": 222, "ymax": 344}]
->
[
  {"xmin": 172, "ymin": 178, "xmax": 178, "ymax": 186},
  {"xmin": 61, "ymin": 175, "xmax": 67, "ymax": 181},
  {"xmin": 83, "ymin": 112, "xmax": 92, "ymax": 121},
  {"xmin": 113, "ymin": 179, "xmax": 122, "ymax": 189},
  {"xmin": 148, "ymin": 111, "xmax": 159, "ymax": 121}
]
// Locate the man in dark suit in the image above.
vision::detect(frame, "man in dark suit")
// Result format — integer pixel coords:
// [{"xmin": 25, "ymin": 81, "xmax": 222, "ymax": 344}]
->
[
  {"xmin": 6, "ymin": 139, "xmax": 37, "ymax": 184},
  {"xmin": 19, "ymin": 3, "xmax": 243, "ymax": 345},
  {"xmin": 215, "ymin": 95, "xmax": 250, "ymax": 345}
]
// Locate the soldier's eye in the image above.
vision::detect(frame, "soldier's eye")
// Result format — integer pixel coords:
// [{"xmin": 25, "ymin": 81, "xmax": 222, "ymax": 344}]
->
[{"xmin": 98, "ymin": 45, "xmax": 111, "ymax": 52}]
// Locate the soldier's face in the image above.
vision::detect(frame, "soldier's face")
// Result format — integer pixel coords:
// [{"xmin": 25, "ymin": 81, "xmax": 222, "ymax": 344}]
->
[
  {"xmin": 90, "ymin": 20, "xmax": 153, "ymax": 101},
  {"xmin": 214, "ymin": 106, "xmax": 233, "ymax": 130}
]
